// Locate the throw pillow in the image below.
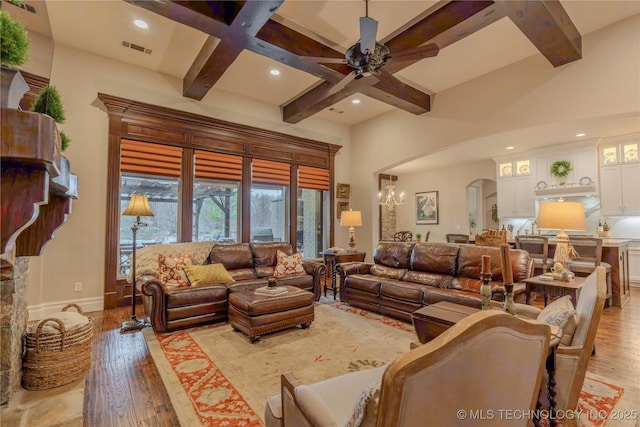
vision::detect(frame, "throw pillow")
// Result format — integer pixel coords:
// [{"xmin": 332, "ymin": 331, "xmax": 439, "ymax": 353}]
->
[
  {"xmin": 537, "ymin": 295, "xmax": 578, "ymax": 345},
  {"xmin": 273, "ymin": 250, "xmax": 305, "ymax": 277},
  {"xmin": 158, "ymin": 254, "xmax": 192, "ymax": 290},
  {"xmin": 345, "ymin": 381, "xmax": 381, "ymax": 427},
  {"xmin": 184, "ymin": 263, "xmax": 234, "ymax": 286}
]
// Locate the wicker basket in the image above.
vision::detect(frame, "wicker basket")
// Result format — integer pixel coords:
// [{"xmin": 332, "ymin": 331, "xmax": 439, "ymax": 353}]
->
[{"xmin": 22, "ymin": 303, "xmax": 93, "ymax": 390}]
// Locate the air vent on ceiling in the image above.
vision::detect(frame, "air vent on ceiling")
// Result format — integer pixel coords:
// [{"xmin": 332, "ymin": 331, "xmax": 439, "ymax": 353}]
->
[
  {"xmin": 328, "ymin": 107, "xmax": 344, "ymax": 114},
  {"xmin": 121, "ymin": 41, "xmax": 152, "ymax": 55}
]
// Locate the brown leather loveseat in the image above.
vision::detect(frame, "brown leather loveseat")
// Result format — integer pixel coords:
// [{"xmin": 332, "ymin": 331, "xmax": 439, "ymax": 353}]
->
[
  {"xmin": 137, "ymin": 241, "xmax": 325, "ymax": 332},
  {"xmin": 337, "ymin": 242, "xmax": 532, "ymax": 322}
]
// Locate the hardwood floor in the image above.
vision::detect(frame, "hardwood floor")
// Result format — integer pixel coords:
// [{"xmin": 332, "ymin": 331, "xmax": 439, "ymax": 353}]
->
[{"xmin": 83, "ymin": 288, "xmax": 640, "ymax": 426}]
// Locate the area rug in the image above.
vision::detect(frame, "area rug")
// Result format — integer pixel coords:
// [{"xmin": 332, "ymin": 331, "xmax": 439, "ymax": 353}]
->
[{"xmin": 143, "ymin": 303, "xmax": 638, "ymax": 427}]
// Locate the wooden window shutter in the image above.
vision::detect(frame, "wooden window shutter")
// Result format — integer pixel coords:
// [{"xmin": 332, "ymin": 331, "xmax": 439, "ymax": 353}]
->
[
  {"xmin": 195, "ymin": 150, "xmax": 242, "ymax": 181},
  {"xmin": 252, "ymin": 159, "xmax": 290, "ymax": 186},
  {"xmin": 121, "ymin": 139, "xmax": 182, "ymax": 177},
  {"xmin": 298, "ymin": 165, "xmax": 329, "ymax": 191}
]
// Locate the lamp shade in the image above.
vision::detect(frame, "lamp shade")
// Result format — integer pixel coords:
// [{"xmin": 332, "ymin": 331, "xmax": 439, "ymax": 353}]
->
[
  {"xmin": 537, "ymin": 201, "xmax": 585, "ymax": 231},
  {"xmin": 122, "ymin": 194, "xmax": 154, "ymax": 217},
  {"xmin": 340, "ymin": 210, "xmax": 362, "ymax": 227}
]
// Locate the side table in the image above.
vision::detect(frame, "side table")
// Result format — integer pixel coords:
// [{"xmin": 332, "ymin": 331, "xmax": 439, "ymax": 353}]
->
[
  {"xmin": 523, "ymin": 275, "xmax": 586, "ymax": 307},
  {"xmin": 322, "ymin": 251, "xmax": 366, "ymax": 299}
]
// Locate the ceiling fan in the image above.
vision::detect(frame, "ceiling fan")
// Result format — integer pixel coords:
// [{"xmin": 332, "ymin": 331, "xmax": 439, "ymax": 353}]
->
[{"xmin": 302, "ymin": 0, "xmax": 440, "ymax": 92}]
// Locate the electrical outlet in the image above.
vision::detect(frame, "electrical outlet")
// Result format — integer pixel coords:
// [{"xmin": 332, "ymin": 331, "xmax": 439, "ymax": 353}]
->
[{"xmin": 74, "ymin": 282, "xmax": 82, "ymax": 292}]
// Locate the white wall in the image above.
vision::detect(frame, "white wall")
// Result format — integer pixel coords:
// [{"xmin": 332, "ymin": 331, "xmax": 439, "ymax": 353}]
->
[
  {"xmin": 350, "ymin": 15, "xmax": 640, "ymax": 258},
  {"xmin": 23, "ymin": 43, "xmax": 352, "ymax": 319}
]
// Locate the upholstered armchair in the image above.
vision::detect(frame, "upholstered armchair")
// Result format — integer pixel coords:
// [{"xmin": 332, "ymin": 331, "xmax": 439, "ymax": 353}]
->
[
  {"xmin": 265, "ymin": 310, "xmax": 550, "ymax": 427},
  {"xmin": 514, "ymin": 266, "xmax": 607, "ymax": 426}
]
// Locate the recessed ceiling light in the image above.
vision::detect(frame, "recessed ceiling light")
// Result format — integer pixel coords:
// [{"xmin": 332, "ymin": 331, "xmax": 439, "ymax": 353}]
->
[
  {"xmin": 134, "ymin": 19, "xmax": 148, "ymax": 29},
  {"xmin": 506, "ymin": 146, "xmax": 515, "ymax": 150},
  {"xmin": 351, "ymin": 99, "xmax": 361, "ymax": 104},
  {"xmin": 576, "ymin": 133, "xmax": 586, "ymax": 137},
  {"xmin": 269, "ymin": 69, "xmax": 280, "ymax": 76}
]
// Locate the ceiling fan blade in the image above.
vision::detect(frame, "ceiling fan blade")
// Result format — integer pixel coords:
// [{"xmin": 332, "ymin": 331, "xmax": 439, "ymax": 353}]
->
[
  {"xmin": 329, "ymin": 71, "xmax": 357, "ymax": 94},
  {"xmin": 390, "ymin": 43, "xmax": 440, "ymax": 62},
  {"xmin": 359, "ymin": 16, "xmax": 378, "ymax": 55},
  {"xmin": 301, "ymin": 56, "xmax": 347, "ymax": 64}
]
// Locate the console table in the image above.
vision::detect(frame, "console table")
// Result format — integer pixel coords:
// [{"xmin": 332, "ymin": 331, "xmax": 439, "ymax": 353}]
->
[
  {"xmin": 523, "ymin": 275, "xmax": 586, "ymax": 307},
  {"xmin": 322, "ymin": 251, "xmax": 366, "ymax": 299}
]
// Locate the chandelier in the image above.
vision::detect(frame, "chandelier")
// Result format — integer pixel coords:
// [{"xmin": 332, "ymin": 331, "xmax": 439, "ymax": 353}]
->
[{"xmin": 378, "ymin": 182, "xmax": 405, "ymax": 210}]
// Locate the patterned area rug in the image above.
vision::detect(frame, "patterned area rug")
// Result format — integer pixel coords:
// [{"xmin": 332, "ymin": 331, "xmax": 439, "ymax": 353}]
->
[{"xmin": 143, "ymin": 302, "xmax": 638, "ymax": 427}]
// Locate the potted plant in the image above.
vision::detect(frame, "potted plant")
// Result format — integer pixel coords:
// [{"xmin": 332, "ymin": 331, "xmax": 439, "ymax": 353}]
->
[
  {"xmin": 0, "ymin": 9, "xmax": 30, "ymax": 109},
  {"xmin": 415, "ymin": 232, "xmax": 422, "ymax": 242},
  {"xmin": 31, "ymin": 85, "xmax": 71, "ymax": 151},
  {"xmin": 550, "ymin": 160, "xmax": 572, "ymax": 184}
]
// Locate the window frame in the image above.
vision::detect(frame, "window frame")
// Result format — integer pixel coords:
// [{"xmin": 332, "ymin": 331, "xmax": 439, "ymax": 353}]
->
[{"xmin": 101, "ymin": 93, "xmax": 340, "ymax": 308}]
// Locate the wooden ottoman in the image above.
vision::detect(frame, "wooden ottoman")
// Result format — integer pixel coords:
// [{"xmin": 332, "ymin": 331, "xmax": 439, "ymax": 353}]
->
[{"xmin": 228, "ymin": 286, "xmax": 314, "ymax": 343}]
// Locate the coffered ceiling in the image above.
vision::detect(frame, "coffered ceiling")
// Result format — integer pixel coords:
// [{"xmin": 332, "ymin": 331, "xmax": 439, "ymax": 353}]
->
[{"xmin": 13, "ymin": 0, "xmax": 640, "ymax": 127}]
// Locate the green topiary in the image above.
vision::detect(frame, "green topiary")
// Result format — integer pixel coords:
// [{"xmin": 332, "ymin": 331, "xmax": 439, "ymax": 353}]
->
[
  {"xmin": 60, "ymin": 131, "xmax": 70, "ymax": 151},
  {"xmin": 31, "ymin": 85, "xmax": 66, "ymax": 123},
  {"xmin": 0, "ymin": 10, "xmax": 30, "ymax": 69}
]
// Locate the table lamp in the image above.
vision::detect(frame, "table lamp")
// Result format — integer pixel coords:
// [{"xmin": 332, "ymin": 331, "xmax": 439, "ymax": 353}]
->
[
  {"xmin": 121, "ymin": 194, "xmax": 154, "ymax": 333},
  {"xmin": 537, "ymin": 199, "xmax": 585, "ymax": 269},
  {"xmin": 340, "ymin": 210, "xmax": 362, "ymax": 253}
]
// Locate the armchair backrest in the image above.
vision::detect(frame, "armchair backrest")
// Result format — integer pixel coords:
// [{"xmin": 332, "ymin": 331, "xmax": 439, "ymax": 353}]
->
[
  {"xmin": 376, "ymin": 310, "xmax": 550, "ymax": 426},
  {"xmin": 555, "ymin": 266, "xmax": 607, "ymax": 412}
]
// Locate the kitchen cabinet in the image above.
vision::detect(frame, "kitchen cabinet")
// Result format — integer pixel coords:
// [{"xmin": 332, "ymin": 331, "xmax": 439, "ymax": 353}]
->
[
  {"xmin": 629, "ymin": 244, "xmax": 640, "ymax": 286},
  {"xmin": 495, "ymin": 157, "xmax": 535, "ymax": 218},
  {"xmin": 599, "ymin": 134, "xmax": 640, "ymax": 216}
]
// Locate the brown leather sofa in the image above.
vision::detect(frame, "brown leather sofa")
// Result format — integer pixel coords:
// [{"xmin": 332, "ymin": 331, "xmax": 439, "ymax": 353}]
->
[
  {"xmin": 337, "ymin": 242, "xmax": 533, "ymax": 322},
  {"xmin": 139, "ymin": 242, "xmax": 325, "ymax": 332}
]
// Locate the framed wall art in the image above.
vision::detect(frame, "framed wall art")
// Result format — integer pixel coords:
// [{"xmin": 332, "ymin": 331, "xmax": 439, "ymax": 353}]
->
[
  {"xmin": 336, "ymin": 183, "xmax": 351, "ymax": 199},
  {"xmin": 337, "ymin": 201, "xmax": 349, "ymax": 218},
  {"xmin": 416, "ymin": 191, "xmax": 439, "ymax": 225}
]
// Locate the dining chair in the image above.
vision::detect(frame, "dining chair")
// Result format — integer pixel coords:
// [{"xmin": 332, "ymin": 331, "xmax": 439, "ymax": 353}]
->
[
  {"xmin": 568, "ymin": 237, "xmax": 612, "ymax": 306},
  {"xmin": 445, "ymin": 233, "xmax": 469, "ymax": 244},
  {"xmin": 393, "ymin": 231, "xmax": 413, "ymax": 242}
]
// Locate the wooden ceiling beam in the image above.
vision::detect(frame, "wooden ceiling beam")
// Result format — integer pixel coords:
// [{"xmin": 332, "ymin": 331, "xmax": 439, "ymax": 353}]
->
[
  {"xmin": 498, "ymin": 0, "xmax": 581, "ymax": 67},
  {"xmin": 281, "ymin": 1, "xmax": 501, "ymax": 123},
  {"xmin": 182, "ymin": 1, "xmax": 284, "ymax": 99}
]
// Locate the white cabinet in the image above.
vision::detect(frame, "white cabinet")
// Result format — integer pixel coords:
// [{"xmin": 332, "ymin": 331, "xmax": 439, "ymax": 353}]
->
[
  {"xmin": 599, "ymin": 134, "xmax": 640, "ymax": 216},
  {"xmin": 494, "ymin": 156, "xmax": 535, "ymax": 218},
  {"xmin": 629, "ymin": 245, "xmax": 640, "ymax": 286},
  {"xmin": 532, "ymin": 140, "xmax": 599, "ymax": 196}
]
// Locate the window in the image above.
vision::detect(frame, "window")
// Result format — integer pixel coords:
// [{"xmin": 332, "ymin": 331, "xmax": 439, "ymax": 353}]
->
[
  {"xmin": 251, "ymin": 159, "xmax": 290, "ymax": 242},
  {"xmin": 297, "ymin": 166, "xmax": 329, "ymax": 258},
  {"xmin": 193, "ymin": 151, "xmax": 242, "ymax": 242},
  {"xmin": 119, "ymin": 140, "xmax": 182, "ymax": 275}
]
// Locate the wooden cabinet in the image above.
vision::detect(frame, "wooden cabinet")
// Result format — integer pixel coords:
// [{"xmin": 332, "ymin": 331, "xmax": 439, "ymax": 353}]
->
[
  {"xmin": 599, "ymin": 134, "xmax": 640, "ymax": 216},
  {"xmin": 495, "ymin": 157, "xmax": 535, "ymax": 218}
]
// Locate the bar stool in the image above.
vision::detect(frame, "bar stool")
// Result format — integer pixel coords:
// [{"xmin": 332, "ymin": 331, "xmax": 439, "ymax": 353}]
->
[
  {"xmin": 568, "ymin": 237, "xmax": 612, "ymax": 306},
  {"xmin": 446, "ymin": 233, "xmax": 469, "ymax": 243}
]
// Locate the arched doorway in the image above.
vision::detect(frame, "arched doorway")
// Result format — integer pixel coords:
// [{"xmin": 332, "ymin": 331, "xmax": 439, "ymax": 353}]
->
[{"xmin": 467, "ymin": 179, "xmax": 498, "ymax": 235}]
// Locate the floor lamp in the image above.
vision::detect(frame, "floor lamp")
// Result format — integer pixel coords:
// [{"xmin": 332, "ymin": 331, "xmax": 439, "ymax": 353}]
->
[
  {"xmin": 121, "ymin": 194, "xmax": 154, "ymax": 333},
  {"xmin": 340, "ymin": 210, "xmax": 362, "ymax": 252},
  {"xmin": 537, "ymin": 199, "xmax": 585, "ymax": 269}
]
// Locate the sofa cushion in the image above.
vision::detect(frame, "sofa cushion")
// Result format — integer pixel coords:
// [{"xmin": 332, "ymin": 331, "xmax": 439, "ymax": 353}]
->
[
  {"xmin": 255, "ymin": 266, "xmax": 275, "ymax": 278},
  {"xmin": 410, "ymin": 243, "xmax": 459, "ymax": 276},
  {"xmin": 373, "ymin": 242, "xmax": 416, "ymax": 269},
  {"xmin": 344, "ymin": 275, "xmax": 381, "ymax": 294},
  {"xmin": 158, "ymin": 254, "xmax": 192, "ymax": 289},
  {"xmin": 165, "ymin": 282, "xmax": 228, "ymax": 308},
  {"xmin": 380, "ymin": 280, "xmax": 424, "ymax": 303},
  {"xmin": 402, "ymin": 271, "xmax": 452, "ymax": 289},
  {"xmin": 228, "ymin": 268, "xmax": 258, "ymax": 281},
  {"xmin": 537, "ymin": 295, "xmax": 578, "ymax": 346},
  {"xmin": 422, "ymin": 287, "xmax": 485, "ymax": 308},
  {"xmin": 457, "ymin": 245, "xmax": 531, "ymax": 282},
  {"xmin": 274, "ymin": 250, "xmax": 306, "ymax": 277},
  {"xmin": 184, "ymin": 263, "xmax": 234, "ymax": 286},
  {"xmin": 206, "ymin": 243, "xmax": 254, "ymax": 270},
  {"xmin": 251, "ymin": 242, "xmax": 294, "ymax": 267},
  {"xmin": 370, "ymin": 265, "xmax": 407, "ymax": 280}
]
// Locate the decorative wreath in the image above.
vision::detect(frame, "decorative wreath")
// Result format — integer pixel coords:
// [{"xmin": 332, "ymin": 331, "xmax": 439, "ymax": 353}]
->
[{"xmin": 551, "ymin": 160, "xmax": 572, "ymax": 178}]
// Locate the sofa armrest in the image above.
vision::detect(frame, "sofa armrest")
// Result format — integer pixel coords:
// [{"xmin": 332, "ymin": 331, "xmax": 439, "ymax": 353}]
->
[
  {"xmin": 336, "ymin": 262, "xmax": 372, "ymax": 301},
  {"xmin": 302, "ymin": 261, "xmax": 326, "ymax": 301},
  {"xmin": 139, "ymin": 275, "xmax": 168, "ymax": 333}
]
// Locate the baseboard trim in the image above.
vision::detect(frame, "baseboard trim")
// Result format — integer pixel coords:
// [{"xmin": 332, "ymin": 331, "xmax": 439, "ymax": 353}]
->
[{"xmin": 28, "ymin": 297, "xmax": 104, "ymax": 321}]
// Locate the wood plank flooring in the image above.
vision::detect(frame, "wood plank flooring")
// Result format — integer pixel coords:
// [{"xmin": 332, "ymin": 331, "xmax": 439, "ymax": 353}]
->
[{"xmin": 84, "ymin": 288, "xmax": 640, "ymax": 426}]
